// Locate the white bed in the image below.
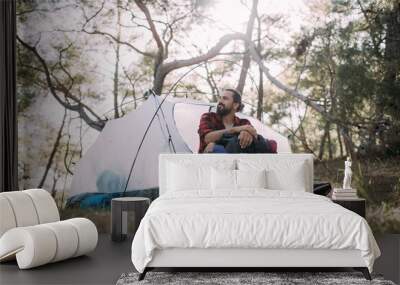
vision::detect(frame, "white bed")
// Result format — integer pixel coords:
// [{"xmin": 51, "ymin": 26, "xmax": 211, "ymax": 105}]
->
[{"xmin": 131, "ymin": 154, "xmax": 380, "ymax": 280}]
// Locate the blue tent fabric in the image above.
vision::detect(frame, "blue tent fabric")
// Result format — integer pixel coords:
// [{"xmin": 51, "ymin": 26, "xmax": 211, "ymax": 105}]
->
[
  {"xmin": 65, "ymin": 183, "xmax": 329, "ymax": 209},
  {"xmin": 66, "ymin": 188, "xmax": 159, "ymax": 209}
]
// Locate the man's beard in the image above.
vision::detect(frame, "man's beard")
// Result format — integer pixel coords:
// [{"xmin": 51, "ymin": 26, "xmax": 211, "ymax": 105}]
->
[{"xmin": 217, "ymin": 103, "xmax": 231, "ymax": 116}]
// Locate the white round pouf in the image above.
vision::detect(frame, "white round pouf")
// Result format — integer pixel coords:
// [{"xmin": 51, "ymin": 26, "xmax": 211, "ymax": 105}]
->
[
  {"xmin": 0, "ymin": 218, "xmax": 98, "ymax": 269},
  {"xmin": 0, "ymin": 225, "xmax": 57, "ymax": 269},
  {"xmin": 0, "ymin": 189, "xmax": 98, "ymax": 269},
  {"xmin": 42, "ymin": 221, "xmax": 79, "ymax": 262},
  {"xmin": 66, "ymin": 218, "xmax": 98, "ymax": 257}
]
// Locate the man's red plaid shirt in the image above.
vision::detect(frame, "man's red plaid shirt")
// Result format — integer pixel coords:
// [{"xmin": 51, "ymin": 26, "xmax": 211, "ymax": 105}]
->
[{"xmin": 197, "ymin": 112, "xmax": 252, "ymax": 153}]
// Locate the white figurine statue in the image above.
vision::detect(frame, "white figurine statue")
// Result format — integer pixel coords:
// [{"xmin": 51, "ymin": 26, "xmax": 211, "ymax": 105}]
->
[{"xmin": 342, "ymin": 157, "xmax": 352, "ymax": 189}]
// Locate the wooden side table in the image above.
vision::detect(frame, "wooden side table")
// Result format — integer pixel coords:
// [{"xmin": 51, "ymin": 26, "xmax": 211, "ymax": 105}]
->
[
  {"xmin": 332, "ymin": 198, "xmax": 366, "ymax": 218},
  {"xmin": 111, "ymin": 197, "xmax": 150, "ymax": 242}
]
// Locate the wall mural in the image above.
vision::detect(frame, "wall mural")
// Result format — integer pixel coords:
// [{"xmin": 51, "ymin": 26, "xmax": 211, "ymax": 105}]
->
[{"xmin": 16, "ymin": 0, "xmax": 399, "ymax": 233}]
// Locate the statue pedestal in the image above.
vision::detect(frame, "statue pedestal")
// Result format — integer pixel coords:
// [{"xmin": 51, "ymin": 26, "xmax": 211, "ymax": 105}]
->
[{"xmin": 332, "ymin": 188, "xmax": 358, "ymax": 200}]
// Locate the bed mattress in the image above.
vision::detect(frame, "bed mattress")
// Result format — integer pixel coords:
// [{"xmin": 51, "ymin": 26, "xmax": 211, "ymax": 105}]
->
[{"xmin": 131, "ymin": 190, "xmax": 380, "ymax": 273}]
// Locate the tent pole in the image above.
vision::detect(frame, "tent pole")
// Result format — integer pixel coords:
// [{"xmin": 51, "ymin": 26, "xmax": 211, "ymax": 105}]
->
[
  {"xmin": 151, "ymin": 95, "xmax": 177, "ymax": 153},
  {"xmin": 122, "ymin": 89, "xmax": 172, "ymax": 196}
]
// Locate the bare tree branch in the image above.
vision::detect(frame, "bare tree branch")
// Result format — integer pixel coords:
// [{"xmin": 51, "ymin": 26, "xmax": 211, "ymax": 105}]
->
[
  {"xmin": 81, "ymin": 28, "xmax": 154, "ymax": 57},
  {"xmin": 17, "ymin": 35, "xmax": 106, "ymax": 131},
  {"xmin": 249, "ymin": 43, "xmax": 334, "ymax": 120},
  {"xmin": 17, "ymin": 4, "xmax": 78, "ymax": 16},
  {"xmin": 81, "ymin": 0, "xmax": 106, "ymax": 30},
  {"xmin": 134, "ymin": 0, "xmax": 164, "ymax": 53},
  {"xmin": 57, "ymin": 43, "xmax": 75, "ymax": 90},
  {"xmin": 162, "ymin": 7, "xmax": 196, "ymax": 58},
  {"xmin": 154, "ymin": 33, "xmax": 247, "ymax": 93}
]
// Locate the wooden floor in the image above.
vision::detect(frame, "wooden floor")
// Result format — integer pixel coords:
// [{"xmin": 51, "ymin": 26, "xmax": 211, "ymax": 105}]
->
[
  {"xmin": 0, "ymin": 234, "xmax": 133, "ymax": 285},
  {"xmin": 0, "ymin": 234, "xmax": 399, "ymax": 285}
]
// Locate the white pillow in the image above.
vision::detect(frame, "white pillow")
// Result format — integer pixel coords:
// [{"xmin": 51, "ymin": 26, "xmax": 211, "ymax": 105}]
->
[
  {"xmin": 265, "ymin": 163, "xmax": 306, "ymax": 191},
  {"xmin": 167, "ymin": 160, "xmax": 235, "ymax": 192},
  {"xmin": 211, "ymin": 168, "xmax": 236, "ymax": 191},
  {"xmin": 210, "ymin": 168, "xmax": 268, "ymax": 191},
  {"xmin": 167, "ymin": 163, "xmax": 205, "ymax": 191},
  {"xmin": 236, "ymin": 169, "xmax": 267, "ymax": 189},
  {"xmin": 237, "ymin": 159, "xmax": 307, "ymax": 192}
]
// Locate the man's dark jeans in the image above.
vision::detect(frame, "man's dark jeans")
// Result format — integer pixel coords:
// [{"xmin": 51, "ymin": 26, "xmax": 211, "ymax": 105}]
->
[{"xmin": 212, "ymin": 133, "xmax": 274, "ymax": 153}]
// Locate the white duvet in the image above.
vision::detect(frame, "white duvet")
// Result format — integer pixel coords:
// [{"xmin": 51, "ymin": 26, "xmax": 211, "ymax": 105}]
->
[{"xmin": 131, "ymin": 190, "xmax": 380, "ymax": 273}]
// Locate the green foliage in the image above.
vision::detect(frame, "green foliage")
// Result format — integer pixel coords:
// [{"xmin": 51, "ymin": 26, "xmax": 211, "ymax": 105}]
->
[
  {"xmin": 16, "ymin": 42, "xmax": 42, "ymax": 113},
  {"xmin": 17, "ymin": 91, "xmax": 36, "ymax": 113},
  {"xmin": 290, "ymin": 0, "xmax": 400, "ymax": 157},
  {"xmin": 353, "ymin": 161, "xmax": 373, "ymax": 202},
  {"xmin": 16, "ymin": 0, "xmax": 38, "ymax": 23},
  {"xmin": 315, "ymin": 156, "xmax": 400, "ymax": 233}
]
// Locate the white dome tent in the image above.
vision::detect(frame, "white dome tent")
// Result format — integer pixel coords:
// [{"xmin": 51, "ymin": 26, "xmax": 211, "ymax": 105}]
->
[{"xmin": 68, "ymin": 92, "xmax": 291, "ymax": 207}]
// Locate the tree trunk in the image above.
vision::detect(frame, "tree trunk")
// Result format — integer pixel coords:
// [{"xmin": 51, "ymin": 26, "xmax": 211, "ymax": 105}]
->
[
  {"xmin": 205, "ymin": 62, "xmax": 219, "ymax": 102},
  {"xmin": 299, "ymin": 123, "xmax": 312, "ymax": 153},
  {"xmin": 236, "ymin": 0, "xmax": 258, "ymax": 94},
  {"xmin": 256, "ymin": 13, "xmax": 263, "ymax": 120},
  {"xmin": 318, "ymin": 121, "xmax": 329, "ymax": 160},
  {"xmin": 38, "ymin": 110, "xmax": 66, "ymax": 188},
  {"xmin": 133, "ymin": 89, "xmax": 137, "ymax": 109},
  {"xmin": 50, "ymin": 164, "xmax": 58, "ymax": 198},
  {"xmin": 113, "ymin": 45, "xmax": 121, "ymax": 118},
  {"xmin": 381, "ymin": 3, "xmax": 400, "ymax": 151},
  {"xmin": 327, "ymin": 123, "xmax": 333, "ymax": 159},
  {"xmin": 341, "ymin": 127, "xmax": 355, "ymax": 159},
  {"xmin": 113, "ymin": 0, "xmax": 121, "ymax": 118},
  {"xmin": 336, "ymin": 125, "xmax": 344, "ymax": 158},
  {"xmin": 153, "ymin": 70, "xmax": 166, "ymax": 95},
  {"xmin": 257, "ymin": 66, "xmax": 264, "ymax": 120}
]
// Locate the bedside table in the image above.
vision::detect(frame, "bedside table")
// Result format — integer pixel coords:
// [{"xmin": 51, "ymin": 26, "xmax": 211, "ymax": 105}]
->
[
  {"xmin": 332, "ymin": 198, "xmax": 366, "ymax": 218},
  {"xmin": 111, "ymin": 197, "xmax": 150, "ymax": 242}
]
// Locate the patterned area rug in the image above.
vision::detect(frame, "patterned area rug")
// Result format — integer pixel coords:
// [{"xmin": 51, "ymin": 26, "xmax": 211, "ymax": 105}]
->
[{"xmin": 116, "ymin": 271, "xmax": 396, "ymax": 285}]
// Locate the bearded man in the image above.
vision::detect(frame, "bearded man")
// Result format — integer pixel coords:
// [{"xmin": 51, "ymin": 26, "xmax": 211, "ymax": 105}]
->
[{"xmin": 197, "ymin": 88, "xmax": 277, "ymax": 153}]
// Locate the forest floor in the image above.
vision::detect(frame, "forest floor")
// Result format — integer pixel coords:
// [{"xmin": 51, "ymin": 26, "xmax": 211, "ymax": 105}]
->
[{"xmin": 315, "ymin": 155, "xmax": 400, "ymax": 233}]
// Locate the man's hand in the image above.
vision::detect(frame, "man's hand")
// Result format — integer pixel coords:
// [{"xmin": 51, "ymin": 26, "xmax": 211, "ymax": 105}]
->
[
  {"xmin": 204, "ymin": 142, "xmax": 215, "ymax": 153},
  {"xmin": 243, "ymin": 125, "xmax": 257, "ymax": 137},
  {"xmin": 232, "ymin": 125, "xmax": 257, "ymax": 137},
  {"xmin": 238, "ymin": 130, "xmax": 253, "ymax": 149}
]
